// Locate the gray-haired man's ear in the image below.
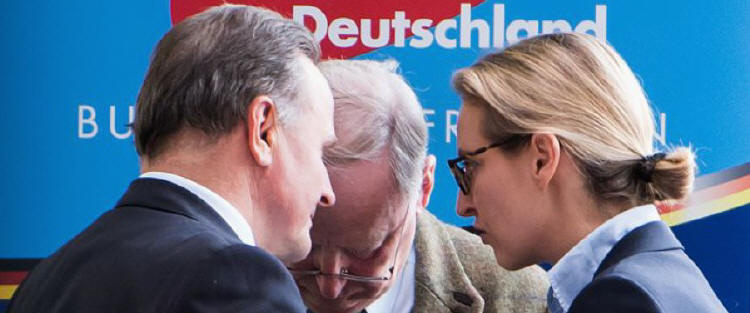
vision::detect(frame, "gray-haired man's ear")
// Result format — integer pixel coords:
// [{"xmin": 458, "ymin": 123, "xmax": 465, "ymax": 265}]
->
[
  {"xmin": 247, "ymin": 95, "xmax": 277, "ymax": 167},
  {"xmin": 418, "ymin": 154, "xmax": 437, "ymax": 211}
]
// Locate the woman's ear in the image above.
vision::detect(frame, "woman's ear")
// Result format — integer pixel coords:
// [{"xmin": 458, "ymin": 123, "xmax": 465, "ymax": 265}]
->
[
  {"xmin": 247, "ymin": 95, "xmax": 278, "ymax": 167},
  {"xmin": 529, "ymin": 133, "xmax": 561, "ymax": 189}
]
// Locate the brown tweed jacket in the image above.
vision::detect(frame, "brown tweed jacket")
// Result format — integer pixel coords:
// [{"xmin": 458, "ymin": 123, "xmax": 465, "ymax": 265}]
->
[{"xmin": 413, "ymin": 211, "xmax": 549, "ymax": 313}]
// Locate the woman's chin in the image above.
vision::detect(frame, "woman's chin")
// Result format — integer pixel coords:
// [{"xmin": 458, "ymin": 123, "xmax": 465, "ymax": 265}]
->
[{"xmin": 490, "ymin": 247, "xmax": 525, "ymax": 271}]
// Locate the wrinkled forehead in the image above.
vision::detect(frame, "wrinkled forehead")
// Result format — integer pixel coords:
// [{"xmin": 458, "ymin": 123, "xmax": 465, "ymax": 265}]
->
[
  {"xmin": 311, "ymin": 203, "xmax": 400, "ymax": 251},
  {"xmin": 311, "ymin": 216, "xmax": 391, "ymax": 251},
  {"xmin": 311, "ymin": 159, "xmax": 407, "ymax": 249}
]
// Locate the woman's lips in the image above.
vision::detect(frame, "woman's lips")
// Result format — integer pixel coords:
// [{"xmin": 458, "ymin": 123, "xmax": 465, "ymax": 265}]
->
[{"xmin": 464, "ymin": 225, "xmax": 486, "ymax": 235}]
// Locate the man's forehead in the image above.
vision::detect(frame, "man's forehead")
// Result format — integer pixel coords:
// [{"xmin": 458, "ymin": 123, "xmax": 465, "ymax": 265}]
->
[
  {"xmin": 329, "ymin": 156, "xmax": 397, "ymax": 202},
  {"xmin": 306, "ymin": 62, "xmax": 336, "ymax": 131},
  {"xmin": 311, "ymin": 201, "xmax": 392, "ymax": 252},
  {"xmin": 311, "ymin": 159, "xmax": 404, "ymax": 247},
  {"xmin": 312, "ymin": 217, "xmax": 389, "ymax": 249}
]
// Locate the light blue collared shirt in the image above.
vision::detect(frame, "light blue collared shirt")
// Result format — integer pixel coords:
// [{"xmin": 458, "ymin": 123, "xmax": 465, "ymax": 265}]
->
[
  {"xmin": 547, "ymin": 204, "xmax": 661, "ymax": 312},
  {"xmin": 140, "ymin": 172, "xmax": 256, "ymax": 246}
]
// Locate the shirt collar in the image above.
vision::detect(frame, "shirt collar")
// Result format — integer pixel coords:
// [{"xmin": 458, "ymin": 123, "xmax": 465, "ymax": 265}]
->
[
  {"xmin": 140, "ymin": 172, "xmax": 255, "ymax": 246},
  {"xmin": 366, "ymin": 244, "xmax": 416, "ymax": 313},
  {"xmin": 547, "ymin": 204, "xmax": 660, "ymax": 312}
]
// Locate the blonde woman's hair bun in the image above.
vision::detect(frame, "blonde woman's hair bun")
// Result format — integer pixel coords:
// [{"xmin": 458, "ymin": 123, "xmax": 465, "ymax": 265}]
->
[{"xmin": 648, "ymin": 147, "xmax": 696, "ymax": 202}]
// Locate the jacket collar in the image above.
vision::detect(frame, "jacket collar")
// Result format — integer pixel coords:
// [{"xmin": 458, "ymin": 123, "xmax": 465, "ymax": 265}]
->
[
  {"xmin": 594, "ymin": 220, "xmax": 683, "ymax": 277},
  {"xmin": 114, "ymin": 178, "xmax": 237, "ymax": 240},
  {"xmin": 413, "ymin": 211, "xmax": 484, "ymax": 313}
]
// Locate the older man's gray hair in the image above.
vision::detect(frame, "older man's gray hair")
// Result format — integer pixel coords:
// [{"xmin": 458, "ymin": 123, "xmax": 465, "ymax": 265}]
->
[
  {"xmin": 133, "ymin": 4, "xmax": 320, "ymax": 158},
  {"xmin": 319, "ymin": 59, "xmax": 428, "ymax": 201}
]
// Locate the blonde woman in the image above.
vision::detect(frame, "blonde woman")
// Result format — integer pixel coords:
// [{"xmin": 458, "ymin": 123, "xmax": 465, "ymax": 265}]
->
[{"xmin": 449, "ymin": 33, "xmax": 727, "ymax": 313}]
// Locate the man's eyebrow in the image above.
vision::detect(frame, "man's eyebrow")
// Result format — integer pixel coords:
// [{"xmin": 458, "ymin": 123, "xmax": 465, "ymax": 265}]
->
[{"xmin": 457, "ymin": 148, "xmax": 467, "ymax": 156}]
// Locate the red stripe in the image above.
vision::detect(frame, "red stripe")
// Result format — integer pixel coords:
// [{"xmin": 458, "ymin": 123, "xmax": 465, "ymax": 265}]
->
[
  {"xmin": 688, "ymin": 174, "xmax": 750, "ymax": 205},
  {"xmin": 657, "ymin": 202, "xmax": 684, "ymax": 214},
  {"xmin": 0, "ymin": 271, "xmax": 28, "ymax": 285}
]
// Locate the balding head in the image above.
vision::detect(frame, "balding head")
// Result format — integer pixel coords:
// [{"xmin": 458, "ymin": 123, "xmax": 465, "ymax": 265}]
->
[{"xmin": 319, "ymin": 59, "xmax": 428, "ymax": 203}]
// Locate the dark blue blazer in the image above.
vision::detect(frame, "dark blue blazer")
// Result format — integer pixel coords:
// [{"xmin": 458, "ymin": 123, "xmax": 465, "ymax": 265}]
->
[
  {"xmin": 568, "ymin": 221, "xmax": 727, "ymax": 313},
  {"xmin": 8, "ymin": 178, "xmax": 306, "ymax": 313}
]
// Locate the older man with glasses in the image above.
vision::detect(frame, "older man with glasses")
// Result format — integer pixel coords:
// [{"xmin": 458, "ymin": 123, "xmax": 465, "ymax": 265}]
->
[{"xmin": 287, "ymin": 59, "xmax": 549, "ymax": 313}]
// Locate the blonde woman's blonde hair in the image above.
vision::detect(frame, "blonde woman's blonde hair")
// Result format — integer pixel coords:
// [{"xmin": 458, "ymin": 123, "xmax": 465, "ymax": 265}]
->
[{"xmin": 453, "ymin": 32, "xmax": 695, "ymax": 208}]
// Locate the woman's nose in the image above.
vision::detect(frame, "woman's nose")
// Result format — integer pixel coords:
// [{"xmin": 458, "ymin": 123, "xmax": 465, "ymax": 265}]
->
[{"xmin": 456, "ymin": 192, "xmax": 477, "ymax": 217}]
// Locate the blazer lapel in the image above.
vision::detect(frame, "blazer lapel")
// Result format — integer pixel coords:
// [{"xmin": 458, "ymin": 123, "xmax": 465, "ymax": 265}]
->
[{"xmin": 413, "ymin": 211, "xmax": 484, "ymax": 313}]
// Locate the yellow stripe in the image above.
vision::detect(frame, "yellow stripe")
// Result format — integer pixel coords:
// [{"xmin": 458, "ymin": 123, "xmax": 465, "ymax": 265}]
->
[
  {"xmin": 0, "ymin": 285, "xmax": 18, "ymax": 300},
  {"xmin": 662, "ymin": 188, "xmax": 750, "ymax": 227}
]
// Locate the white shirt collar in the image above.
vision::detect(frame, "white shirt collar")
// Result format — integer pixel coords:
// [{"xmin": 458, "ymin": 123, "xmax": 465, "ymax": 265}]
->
[
  {"xmin": 139, "ymin": 172, "xmax": 255, "ymax": 246},
  {"xmin": 365, "ymin": 244, "xmax": 416, "ymax": 313},
  {"xmin": 547, "ymin": 204, "xmax": 660, "ymax": 312}
]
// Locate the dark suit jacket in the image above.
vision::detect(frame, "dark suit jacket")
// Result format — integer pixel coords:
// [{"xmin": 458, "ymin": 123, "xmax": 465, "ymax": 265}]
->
[
  {"xmin": 8, "ymin": 178, "xmax": 306, "ymax": 313},
  {"xmin": 568, "ymin": 221, "xmax": 727, "ymax": 313}
]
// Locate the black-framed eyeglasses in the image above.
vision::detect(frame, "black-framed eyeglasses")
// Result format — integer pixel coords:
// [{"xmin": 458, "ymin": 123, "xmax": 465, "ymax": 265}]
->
[
  {"xmin": 447, "ymin": 135, "xmax": 526, "ymax": 195},
  {"xmin": 287, "ymin": 204, "xmax": 411, "ymax": 283}
]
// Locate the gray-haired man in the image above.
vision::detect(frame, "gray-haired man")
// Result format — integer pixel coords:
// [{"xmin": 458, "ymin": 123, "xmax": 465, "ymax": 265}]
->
[
  {"xmin": 288, "ymin": 59, "xmax": 549, "ymax": 313},
  {"xmin": 9, "ymin": 5, "xmax": 334, "ymax": 313}
]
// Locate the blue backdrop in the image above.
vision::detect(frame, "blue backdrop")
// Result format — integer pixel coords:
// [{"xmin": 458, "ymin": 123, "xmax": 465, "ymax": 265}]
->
[{"xmin": 1, "ymin": 0, "xmax": 748, "ymax": 311}]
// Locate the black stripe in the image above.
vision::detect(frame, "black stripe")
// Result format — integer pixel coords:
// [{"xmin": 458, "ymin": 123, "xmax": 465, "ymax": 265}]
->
[
  {"xmin": 694, "ymin": 162, "xmax": 750, "ymax": 190},
  {"xmin": 0, "ymin": 259, "xmax": 42, "ymax": 271}
]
